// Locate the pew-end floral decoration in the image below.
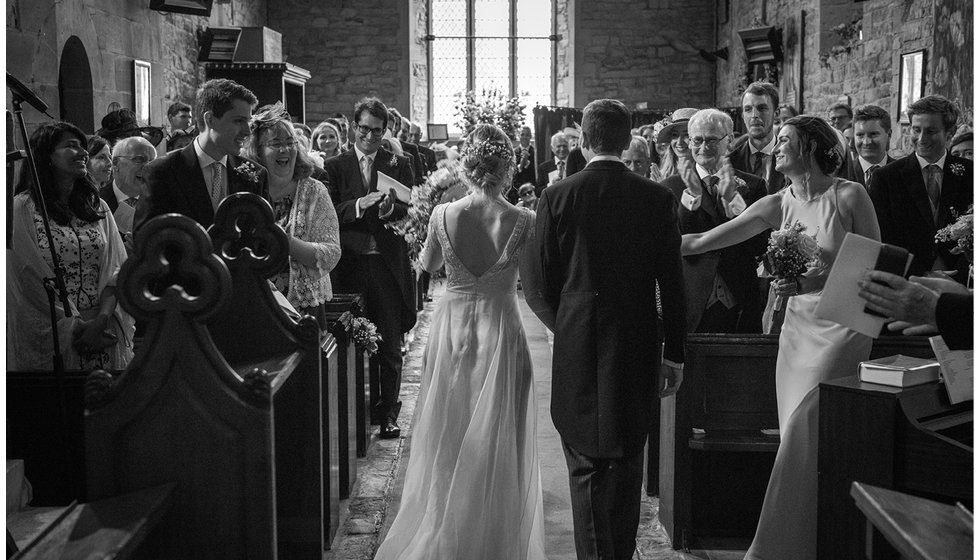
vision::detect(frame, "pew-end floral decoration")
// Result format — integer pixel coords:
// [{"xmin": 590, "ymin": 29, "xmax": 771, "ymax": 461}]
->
[{"xmin": 350, "ymin": 316, "xmax": 382, "ymax": 355}]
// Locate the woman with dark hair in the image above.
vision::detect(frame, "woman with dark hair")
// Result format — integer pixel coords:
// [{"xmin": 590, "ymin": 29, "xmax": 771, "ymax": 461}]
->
[
  {"xmin": 243, "ymin": 103, "xmax": 341, "ymax": 326},
  {"xmin": 682, "ymin": 115, "xmax": 880, "ymax": 559},
  {"xmin": 86, "ymin": 135, "xmax": 112, "ymax": 189},
  {"xmin": 8, "ymin": 121, "xmax": 135, "ymax": 371},
  {"xmin": 375, "ymin": 124, "xmax": 545, "ymax": 560}
]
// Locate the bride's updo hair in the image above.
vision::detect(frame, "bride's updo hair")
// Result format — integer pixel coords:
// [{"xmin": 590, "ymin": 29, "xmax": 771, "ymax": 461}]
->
[
  {"xmin": 780, "ymin": 115, "xmax": 844, "ymax": 176},
  {"xmin": 458, "ymin": 124, "xmax": 516, "ymax": 196}
]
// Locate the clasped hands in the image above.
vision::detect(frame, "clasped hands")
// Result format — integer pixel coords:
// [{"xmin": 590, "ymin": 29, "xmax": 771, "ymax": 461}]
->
[
  {"xmin": 859, "ymin": 271, "xmax": 969, "ymax": 335},
  {"xmin": 358, "ymin": 191, "xmax": 394, "ymax": 216},
  {"xmin": 73, "ymin": 314, "xmax": 117, "ymax": 354}
]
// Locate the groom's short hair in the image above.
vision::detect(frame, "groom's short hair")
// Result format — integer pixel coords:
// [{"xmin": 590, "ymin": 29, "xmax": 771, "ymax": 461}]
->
[
  {"xmin": 582, "ymin": 99, "xmax": 632, "ymax": 155},
  {"xmin": 195, "ymin": 79, "xmax": 257, "ymax": 131}
]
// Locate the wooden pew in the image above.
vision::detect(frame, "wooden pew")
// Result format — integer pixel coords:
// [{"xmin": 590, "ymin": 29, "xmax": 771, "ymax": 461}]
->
[
  {"xmin": 323, "ymin": 307, "xmax": 358, "ymax": 500},
  {"xmin": 329, "ymin": 293, "xmax": 371, "ymax": 457},
  {"xmin": 659, "ymin": 333, "xmax": 936, "ymax": 550},
  {"xmin": 85, "ymin": 213, "xmax": 278, "ymax": 559},
  {"xmin": 206, "ymin": 193, "xmax": 326, "ymax": 557}
]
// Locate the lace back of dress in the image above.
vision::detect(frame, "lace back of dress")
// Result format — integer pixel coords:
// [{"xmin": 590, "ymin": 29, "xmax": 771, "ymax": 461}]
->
[{"xmin": 436, "ymin": 205, "xmax": 531, "ymax": 295}]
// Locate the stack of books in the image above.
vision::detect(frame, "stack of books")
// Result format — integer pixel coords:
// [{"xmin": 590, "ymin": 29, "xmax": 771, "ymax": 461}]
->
[{"xmin": 859, "ymin": 354, "xmax": 941, "ymax": 388}]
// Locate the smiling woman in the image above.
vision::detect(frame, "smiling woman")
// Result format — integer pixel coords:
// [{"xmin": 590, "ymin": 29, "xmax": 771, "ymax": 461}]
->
[{"xmin": 8, "ymin": 121, "xmax": 135, "ymax": 371}]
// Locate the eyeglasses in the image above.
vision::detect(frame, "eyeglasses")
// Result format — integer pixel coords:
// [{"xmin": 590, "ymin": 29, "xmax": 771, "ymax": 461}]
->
[
  {"xmin": 262, "ymin": 139, "xmax": 299, "ymax": 151},
  {"xmin": 689, "ymin": 136, "xmax": 727, "ymax": 148},
  {"xmin": 355, "ymin": 124, "xmax": 386, "ymax": 137},
  {"xmin": 115, "ymin": 155, "xmax": 151, "ymax": 164}
]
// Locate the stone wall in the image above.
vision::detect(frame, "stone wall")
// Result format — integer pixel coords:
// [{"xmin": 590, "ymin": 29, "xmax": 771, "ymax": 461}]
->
[
  {"xmin": 558, "ymin": 0, "xmax": 715, "ymax": 111},
  {"xmin": 408, "ymin": 0, "xmax": 429, "ymax": 127},
  {"xmin": 268, "ymin": 0, "xmax": 412, "ymax": 126},
  {"xmin": 6, "ymin": 0, "xmax": 265, "ymax": 133},
  {"xmin": 715, "ymin": 0, "xmax": 971, "ymax": 153}
]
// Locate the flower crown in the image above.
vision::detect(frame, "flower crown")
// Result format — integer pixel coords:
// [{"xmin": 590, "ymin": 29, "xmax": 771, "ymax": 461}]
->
[{"xmin": 460, "ymin": 139, "xmax": 515, "ymax": 162}]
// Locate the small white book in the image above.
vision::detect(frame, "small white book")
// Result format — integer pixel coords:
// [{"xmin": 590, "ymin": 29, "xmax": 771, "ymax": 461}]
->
[
  {"xmin": 859, "ymin": 354, "xmax": 941, "ymax": 388},
  {"xmin": 377, "ymin": 171, "xmax": 412, "ymax": 203}
]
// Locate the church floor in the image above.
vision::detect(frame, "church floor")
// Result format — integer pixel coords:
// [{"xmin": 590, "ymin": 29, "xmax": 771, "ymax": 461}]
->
[{"xmin": 326, "ymin": 278, "xmax": 747, "ymax": 560}]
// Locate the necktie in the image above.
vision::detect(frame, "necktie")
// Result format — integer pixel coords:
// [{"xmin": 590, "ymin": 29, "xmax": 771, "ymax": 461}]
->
[
  {"xmin": 557, "ymin": 160, "xmax": 566, "ymax": 180},
  {"xmin": 703, "ymin": 175, "xmax": 722, "ymax": 210},
  {"xmin": 361, "ymin": 155, "xmax": 372, "ymax": 187},
  {"xmin": 925, "ymin": 164, "xmax": 941, "ymax": 208},
  {"xmin": 865, "ymin": 165, "xmax": 880, "ymax": 185},
  {"xmin": 210, "ymin": 162, "xmax": 224, "ymax": 209},
  {"xmin": 124, "ymin": 197, "xmax": 138, "ymax": 208},
  {"xmin": 752, "ymin": 152, "xmax": 766, "ymax": 178}
]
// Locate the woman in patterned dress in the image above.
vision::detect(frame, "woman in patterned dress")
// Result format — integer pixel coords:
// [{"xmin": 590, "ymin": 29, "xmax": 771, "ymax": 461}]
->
[
  {"xmin": 244, "ymin": 103, "xmax": 342, "ymax": 327},
  {"xmin": 8, "ymin": 122, "xmax": 135, "ymax": 371}
]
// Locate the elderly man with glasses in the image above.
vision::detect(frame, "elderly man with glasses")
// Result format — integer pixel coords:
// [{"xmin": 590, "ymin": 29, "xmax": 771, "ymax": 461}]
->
[
  {"xmin": 662, "ymin": 108, "xmax": 769, "ymax": 333},
  {"xmin": 100, "ymin": 136, "xmax": 157, "ymax": 244},
  {"xmin": 323, "ymin": 96, "xmax": 417, "ymax": 440}
]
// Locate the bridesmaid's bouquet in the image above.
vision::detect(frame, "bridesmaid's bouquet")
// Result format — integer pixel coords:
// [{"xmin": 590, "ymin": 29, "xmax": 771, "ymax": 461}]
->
[
  {"xmin": 761, "ymin": 221, "xmax": 822, "ymax": 311},
  {"xmin": 349, "ymin": 316, "xmax": 382, "ymax": 355},
  {"xmin": 387, "ymin": 162, "xmax": 464, "ymax": 268}
]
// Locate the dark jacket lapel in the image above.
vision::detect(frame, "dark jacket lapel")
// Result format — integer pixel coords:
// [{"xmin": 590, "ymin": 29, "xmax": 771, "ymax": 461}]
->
[
  {"xmin": 902, "ymin": 154, "xmax": 935, "ymax": 228},
  {"xmin": 177, "ymin": 142, "xmax": 213, "ymax": 223}
]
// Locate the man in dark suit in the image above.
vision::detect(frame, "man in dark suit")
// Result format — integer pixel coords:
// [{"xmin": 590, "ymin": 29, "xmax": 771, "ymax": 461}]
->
[
  {"xmin": 564, "ymin": 146, "xmax": 589, "ymax": 177},
  {"xmin": 662, "ymin": 109, "xmax": 768, "ymax": 333},
  {"xmin": 522, "ymin": 98, "xmax": 686, "ymax": 560},
  {"xmin": 135, "ymin": 79, "xmax": 269, "ymax": 230},
  {"xmin": 324, "ymin": 97, "xmax": 416, "ymax": 439},
  {"xmin": 535, "ymin": 131, "xmax": 570, "ymax": 193},
  {"xmin": 729, "ymin": 81, "xmax": 786, "ymax": 194},
  {"xmin": 869, "ymin": 95, "xmax": 973, "ymax": 281},
  {"xmin": 100, "ymin": 136, "xmax": 157, "ymax": 249},
  {"xmin": 389, "ymin": 108, "xmax": 425, "ymax": 185},
  {"xmin": 512, "ymin": 125, "xmax": 536, "ymax": 188},
  {"xmin": 849, "ymin": 104, "xmax": 896, "ymax": 188}
]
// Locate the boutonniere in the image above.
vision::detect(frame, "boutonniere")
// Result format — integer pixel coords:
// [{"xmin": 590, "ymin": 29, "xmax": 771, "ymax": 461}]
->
[
  {"xmin": 389, "ymin": 154, "xmax": 398, "ymax": 167},
  {"xmin": 733, "ymin": 176, "xmax": 747, "ymax": 190},
  {"xmin": 950, "ymin": 162, "xmax": 965, "ymax": 176},
  {"xmin": 233, "ymin": 161, "xmax": 261, "ymax": 184}
]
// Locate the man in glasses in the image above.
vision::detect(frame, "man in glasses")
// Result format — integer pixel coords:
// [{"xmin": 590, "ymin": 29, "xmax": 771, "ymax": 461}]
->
[
  {"xmin": 135, "ymin": 78, "xmax": 269, "ymax": 229},
  {"xmin": 323, "ymin": 96, "xmax": 416, "ymax": 440},
  {"xmin": 99, "ymin": 136, "xmax": 157, "ymax": 243},
  {"xmin": 663, "ymin": 108, "xmax": 768, "ymax": 333}
]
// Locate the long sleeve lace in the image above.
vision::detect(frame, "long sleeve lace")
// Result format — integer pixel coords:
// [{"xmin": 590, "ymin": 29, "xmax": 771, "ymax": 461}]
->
[{"xmin": 287, "ymin": 177, "xmax": 342, "ymax": 308}]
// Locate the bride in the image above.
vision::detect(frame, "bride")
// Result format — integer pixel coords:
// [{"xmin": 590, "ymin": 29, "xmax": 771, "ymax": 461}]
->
[
  {"xmin": 373, "ymin": 124, "xmax": 547, "ymax": 560},
  {"xmin": 681, "ymin": 115, "xmax": 879, "ymax": 559}
]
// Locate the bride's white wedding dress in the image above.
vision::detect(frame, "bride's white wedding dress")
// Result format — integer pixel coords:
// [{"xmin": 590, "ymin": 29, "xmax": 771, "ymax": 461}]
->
[{"xmin": 374, "ymin": 204, "xmax": 547, "ymax": 560}]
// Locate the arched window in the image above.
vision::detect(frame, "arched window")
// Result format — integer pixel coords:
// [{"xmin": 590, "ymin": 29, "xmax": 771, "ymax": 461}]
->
[{"xmin": 429, "ymin": 0, "xmax": 554, "ymax": 135}]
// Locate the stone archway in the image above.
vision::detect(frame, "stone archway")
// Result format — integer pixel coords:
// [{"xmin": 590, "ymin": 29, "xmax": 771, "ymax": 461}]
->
[{"xmin": 58, "ymin": 36, "xmax": 95, "ymax": 133}]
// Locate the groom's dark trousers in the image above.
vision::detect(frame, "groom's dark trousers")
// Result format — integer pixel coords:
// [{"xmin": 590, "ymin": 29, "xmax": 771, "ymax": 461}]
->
[{"xmin": 522, "ymin": 158, "xmax": 686, "ymax": 560}]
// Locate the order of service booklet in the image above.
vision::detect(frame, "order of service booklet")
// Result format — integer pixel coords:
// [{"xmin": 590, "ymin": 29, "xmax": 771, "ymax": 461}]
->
[
  {"xmin": 859, "ymin": 354, "xmax": 941, "ymax": 387},
  {"xmin": 815, "ymin": 233, "xmax": 912, "ymax": 338}
]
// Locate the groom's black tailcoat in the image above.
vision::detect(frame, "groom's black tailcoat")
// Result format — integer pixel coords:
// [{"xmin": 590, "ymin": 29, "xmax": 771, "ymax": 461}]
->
[{"xmin": 523, "ymin": 159, "xmax": 687, "ymax": 459}]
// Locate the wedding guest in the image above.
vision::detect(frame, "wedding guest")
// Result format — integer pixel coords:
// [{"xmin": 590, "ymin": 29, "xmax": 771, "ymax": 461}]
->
[
  {"xmin": 848, "ymin": 104, "xmax": 895, "ymax": 188},
  {"xmin": 405, "ymin": 118, "xmax": 437, "ymax": 173},
  {"xmin": 293, "ymin": 122, "xmax": 313, "ymax": 141},
  {"xmin": 950, "ymin": 131, "xmax": 973, "ymax": 160},
  {"xmin": 773, "ymin": 104, "xmax": 799, "ymax": 130},
  {"xmin": 859, "ymin": 271, "xmax": 973, "ymax": 349},
  {"xmin": 664, "ymin": 109, "xmax": 768, "ymax": 333},
  {"xmin": 868, "ymin": 95, "xmax": 973, "ymax": 280},
  {"xmin": 639, "ymin": 124, "xmax": 656, "ymax": 148},
  {"xmin": 86, "ymin": 135, "xmax": 112, "ymax": 189},
  {"xmin": 389, "ymin": 108, "xmax": 425, "ymax": 185},
  {"xmin": 513, "ymin": 125, "xmax": 536, "ymax": 189},
  {"xmin": 323, "ymin": 96, "xmax": 416, "ymax": 439},
  {"xmin": 524, "ymin": 98, "xmax": 686, "ymax": 560},
  {"xmin": 333, "ymin": 112, "xmax": 353, "ymax": 152},
  {"xmin": 8, "ymin": 121, "xmax": 135, "ymax": 371},
  {"xmin": 827, "ymin": 102, "xmax": 853, "ymax": 132},
  {"xmin": 515, "ymin": 181, "xmax": 538, "ymax": 211},
  {"xmin": 135, "ymin": 78, "xmax": 269, "ymax": 230},
  {"xmin": 730, "ymin": 82, "xmax": 786, "ymax": 194},
  {"xmin": 657, "ymin": 107, "xmax": 697, "ymax": 180},
  {"xmin": 96, "ymin": 108, "xmax": 165, "ymax": 152},
  {"xmin": 621, "ymin": 135, "xmax": 653, "ymax": 179},
  {"xmin": 165, "ymin": 101, "xmax": 196, "ymax": 152},
  {"xmin": 682, "ymin": 115, "xmax": 879, "ymax": 559},
  {"xmin": 535, "ymin": 131, "xmax": 570, "ymax": 192},
  {"xmin": 311, "ymin": 120, "xmax": 343, "ymax": 161},
  {"xmin": 102, "ymin": 136, "xmax": 156, "ymax": 240},
  {"xmin": 409, "ymin": 120, "xmax": 423, "ymax": 145},
  {"xmin": 245, "ymin": 103, "xmax": 342, "ymax": 325}
]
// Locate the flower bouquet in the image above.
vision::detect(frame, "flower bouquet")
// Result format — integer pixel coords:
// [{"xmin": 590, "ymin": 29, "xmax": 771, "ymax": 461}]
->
[
  {"xmin": 935, "ymin": 204, "xmax": 973, "ymax": 285},
  {"xmin": 387, "ymin": 162, "xmax": 465, "ymax": 267},
  {"xmin": 454, "ymin": 87, "xmax": 527, "ymax": 140},
  {"xmin": 761, "ymin": 221, "xmax": 823, "ymax": 311},
  {"xmin": 349, "ymin": 316, "xmax": 381, "ymax": 355}
]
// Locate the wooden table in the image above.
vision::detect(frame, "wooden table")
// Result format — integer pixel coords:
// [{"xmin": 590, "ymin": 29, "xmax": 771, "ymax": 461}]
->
[{"xmin": 850, "ymin": 482, "xmax": 972, "ymax": 560}]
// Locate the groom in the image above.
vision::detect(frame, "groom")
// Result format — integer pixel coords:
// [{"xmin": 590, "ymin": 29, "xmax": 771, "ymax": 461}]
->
[{"xmin": 522, "ymin": 98, "xmax": 687, "ymax": 559}]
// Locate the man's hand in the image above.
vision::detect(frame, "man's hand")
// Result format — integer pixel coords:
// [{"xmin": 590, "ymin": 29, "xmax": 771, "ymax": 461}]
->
[
  {"xmin": 73, "ymin": 314, "xmax": 117, "ymax": 353},
  {"xmin": 357, "ymin": 191, "xmax": 386, "ymax": 210},
  {"xmin": 716, "ymin": 157, "xmax": 737, "ymax": 201},
  {"xmin": 859, "ymin": 271, "xmax": 940, "ymax": 326},
  {"xmin": 677, "ymin": 157, "xmax": 701, "ymax": 196},
  {"xmin": 658, "ymin": 363, "xmax": 684, "ymax": 397}
]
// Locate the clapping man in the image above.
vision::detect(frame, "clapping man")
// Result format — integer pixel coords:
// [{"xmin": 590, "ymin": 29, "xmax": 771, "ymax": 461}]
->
[
  {"xmin": 868, "ymin": 95, "xmax": 973, "ymax": 280},
  {"xmin": 536, "ymin": 131, "xmax": 570, "ymax": 193},
  {"xmin": 730, "ymin": 81, "xmax": 786, "ymax": 194},
  {"xmin": 324, "ymin": 97, "xmax": 416, "ymax": 439},
  {"xmin": 513, "ymin": 125, "xmax": 537, "ymax": 189},
  {"xmin": 662, "ymin": 109, "xmax": 768, "ymax": 333},
  {"xmin": 135, "ymin": 78, "xmax": 269, "ymax": 230},
  {"xmin": 523, "ymin": 98, "xmax": 686, "ymax": 560}
]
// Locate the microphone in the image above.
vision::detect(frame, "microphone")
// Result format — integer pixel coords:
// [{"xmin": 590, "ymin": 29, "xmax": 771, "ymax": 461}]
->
[{"xmin": 7, "ymin": 72, "xmax": 54, "ymax": 117}]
